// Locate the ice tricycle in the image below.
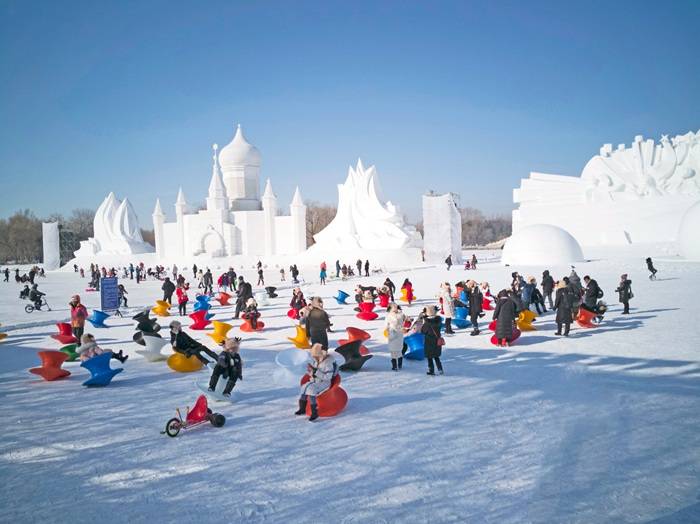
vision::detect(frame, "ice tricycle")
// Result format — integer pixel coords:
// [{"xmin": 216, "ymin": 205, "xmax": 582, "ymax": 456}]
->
[{"xmin": 161, "ymin": 394, "xmax": 226, "ymax": 437}]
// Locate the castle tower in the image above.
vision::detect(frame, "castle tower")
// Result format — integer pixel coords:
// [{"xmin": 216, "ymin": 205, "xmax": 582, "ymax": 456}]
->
[
  {"xmin": 152, "ymin": 198, "xmax": 165, "ymax": 258},
  {"xmin": 290, "ymin": 186, "xmax": 307, "ymax": 253},
  {"xmin": 262, "ymin": 179, "xmax": 278, "ymax": 256},
  {"xmin": 175, "ymin": 187, "xmax": 188, "ymax": 257},
  {"xmin": 206, "ymin": 143, "xmax": 229, "ymax": 214},
  {"xmin": 218, "ymin": 124, "xmax": 262, "ymax": 212}
]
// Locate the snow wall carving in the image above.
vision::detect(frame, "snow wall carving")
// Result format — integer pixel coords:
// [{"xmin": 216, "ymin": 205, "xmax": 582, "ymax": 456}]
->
[
  {"xmin": 513, "ymin": 129, "xmax": 700, "ymax": 246},
  {"xmin": 422, "ymin": 192, "xmax": 462, "ymax": 264}
]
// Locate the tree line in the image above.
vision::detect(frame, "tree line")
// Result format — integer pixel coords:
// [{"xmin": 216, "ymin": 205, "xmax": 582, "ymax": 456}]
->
[{"xmin": 0, "ymin": 203, "xmax": 511, "ymax": 264}]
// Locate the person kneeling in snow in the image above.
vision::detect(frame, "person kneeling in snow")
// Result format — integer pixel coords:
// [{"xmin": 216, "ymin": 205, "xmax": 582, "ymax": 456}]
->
[
  {"xmin": 78, "ymin": 333, "xmax": 128, "ymax": 363},
  {"xmin": 169, "ymin": 320, "xmax": 218, "ymax": 364},
  {"xmin": 208, "ymin": 337, "xmax": 243, "ymax": 397},
  {"xmin": 295, "ymin": 343, "xmax": 337, "ymax": 421}
]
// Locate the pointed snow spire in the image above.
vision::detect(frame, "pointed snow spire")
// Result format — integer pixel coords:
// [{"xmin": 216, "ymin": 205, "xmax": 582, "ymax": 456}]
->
[
  {"xmin": 356, "ymin": 157, "xmax": 365, "ymax": 173},
  {"xmin": 262, "ymin": 178, "xmax": 276, "ymax": 199},
  {"xmin": 152, "ymin": 198, "xmax": 164, "ymax": 216},
  {"xmin": 291, "ymin": 186, "xmax": 304, "ymax": 207},
  {"xmin": 176, "ymin": 187, "xmax": 187, "ymax": 205},
  {"xmin": 207, "ymin": 143, "xmax": 227, "ymax": 198}
]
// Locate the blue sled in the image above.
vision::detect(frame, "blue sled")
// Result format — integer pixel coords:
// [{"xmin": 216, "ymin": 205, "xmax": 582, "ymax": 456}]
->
[
  {"xmin": 403, "ymin": 333, "xmax": 425, "ymax": 360},
  {"xmin": 80, "ymin": 352, "xmax": 123, "ymax": 387},
  {"xmin": 334, "ymin": 290, "xmax": 350, "ymax": 305}
]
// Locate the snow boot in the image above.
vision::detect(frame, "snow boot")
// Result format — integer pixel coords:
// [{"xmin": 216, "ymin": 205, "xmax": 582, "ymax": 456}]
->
[
  {"xmin": 391, "ymin": 358, "xmax": 398, "ymax": 371},
  {"xmin": 309, "ymin": 404, "xmax": 319, "ymax": 422},
  {"xmin": 398, "ymin": 357, "xmax": 403, "ymax": 370},
  {"xmin": 294, "ymin": 398, "xmax": 307, "ymax": 416}
]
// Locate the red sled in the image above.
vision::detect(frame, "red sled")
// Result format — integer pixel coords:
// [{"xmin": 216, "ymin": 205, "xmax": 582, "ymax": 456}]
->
[
  {"xmin": 287, "ymin": 308, "xmax": 300, "ymax": 320},
  {"xmin": 490, "ymin": 327, "xmax": 521, "ymax": 347},
  {"xmin": 300, "ymin": 374, "xmax": 348, "ymax": 417}
]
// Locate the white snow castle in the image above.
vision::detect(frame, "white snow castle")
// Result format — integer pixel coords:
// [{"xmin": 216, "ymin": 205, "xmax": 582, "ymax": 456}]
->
[{"xmin": 153, "ymin": 125, "xmax": 307, "ymax": 259}]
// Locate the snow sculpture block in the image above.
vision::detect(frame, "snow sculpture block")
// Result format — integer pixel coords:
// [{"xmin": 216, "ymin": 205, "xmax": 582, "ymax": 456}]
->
[
  {"xmin": 678, "ymin": 201, "xmax": 700, "ymax": 260},
  {"xmin": 74, "ymin": 193, "xmax": 153, "ymax": 257},
  {"xmin": 312, "ymin": 159, "xmax": 422, "ymax": 250},
  {"xmin": 422, "ymin": 192, "xmax": 462, "ymax": 264},
  {"xmin": 502, "ymin": 224, "xmax": 584, "ymax": 266},
  {"xmin": 513, "ymin": 130, "xmax": 700, "ymax": 246},
  {"xmin": 42, "ymin": 222, "xmax": 60, "ymax": 271}
]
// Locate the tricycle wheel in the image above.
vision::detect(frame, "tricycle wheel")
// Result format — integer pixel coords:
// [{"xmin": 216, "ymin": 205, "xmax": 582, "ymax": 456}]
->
[
  {"xmin": 165, "ymin": 418, "xmax": 181, "ymax": 437},
  {"xmin": 24, "ymin": 304, "xmax": 34, "ymax": 313}
]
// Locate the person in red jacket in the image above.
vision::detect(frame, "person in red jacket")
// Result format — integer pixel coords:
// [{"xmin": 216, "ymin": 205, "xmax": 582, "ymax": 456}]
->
[
  {"xmin": 401, "ymin": 278, "xmax": 414, "ymax": 305},
  {"xmin": 69, "ymin": 294, "xmax": 88, "ymax": 341},
  {"xmin": 176, "ymin": 283, "xmax": 189, "ymax": 316}
]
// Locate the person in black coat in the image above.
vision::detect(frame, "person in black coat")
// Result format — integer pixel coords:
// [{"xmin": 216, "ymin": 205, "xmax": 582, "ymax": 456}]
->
[
  {"xmin": 162, "ymin": 277, "xmax": 176, "ymax": 305},
  {"xmin": 493, "ymin": 290, "xmax": 517, "ymax": 345},
  {"xmin": 541, "ymin": 270, "xmax": 555, "ymax": 309},
  {"xmin": 553, "ymin": 281, "xmax": 574, "ymax": 336},
  {"xmin": 208, "ymin": 337, "xmax": 243, "ymax": 396},
  {"xmin": 169, "ymin": 321, "xmax": 218, "ymax": 364},
  {"xmin": 646, "ymin": 257, "xmax": 658, "ymax": 280},
  {"xmin": 466, "ymin": 280, "xmax": 483, "ymax": 335},
  {"xmin": 304, "ymin": 297, "xmax": 332, "ymax": 349},
  {"xmin": 234, "ymin": 279, "xmax": 253, "ymax": 319},
  {"xmin": 615, "ymin": 274, "xmax": 633, "ymax": 314},
  {"xmin": 383, "ymin": 278, "xmax": 396, "ymax": 301},
  {"xmin": 421, "ymin": 306, "xmax": 444, "ymax": 375},
  {"xmin": 582, "ymin": 276, "xmax": 602, "ymax": 310},
  {"xmin": 445, "ymin": 254, "xmax": 452, "ymax": 271}
]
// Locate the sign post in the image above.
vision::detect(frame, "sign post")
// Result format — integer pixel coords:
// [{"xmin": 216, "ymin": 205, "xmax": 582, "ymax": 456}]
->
[{"xmin": 100, "ymin": 277, "xmax": 121, "ymax": 317}]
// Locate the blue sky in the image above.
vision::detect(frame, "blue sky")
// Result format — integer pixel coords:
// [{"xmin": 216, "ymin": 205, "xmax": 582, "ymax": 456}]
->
[{"xmin": 1, "ymin": 0, "xmax": 698, "ymax": 224}]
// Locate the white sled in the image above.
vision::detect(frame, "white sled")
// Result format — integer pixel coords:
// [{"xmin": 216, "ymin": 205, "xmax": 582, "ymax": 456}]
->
[{"xmin": 135, "ymin": 335, "xmax": 169, "ymax": 362}]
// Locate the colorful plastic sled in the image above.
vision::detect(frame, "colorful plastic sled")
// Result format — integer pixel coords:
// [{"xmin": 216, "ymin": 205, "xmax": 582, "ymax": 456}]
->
[
  {"xmin": 576, "ymin": 308, "xmax": 597, "ymax": 328},
  {"xmin": 207, "ymin": 320, "xmax": 233, "ymax": 344},
  {"xmin": 334, "ymin": 290, "xmax": 350, "ymax": 305},
  {"xmin": 240, "ymin": 318, "xmax": 265, "ymax": 332},
  {"xmin": 60, "ymin": 343, "xmax": 79, "ymax": 362},
  {"xmin": 87, "ymin": 309, "xmax": 110, "ymax": 328},
  {"xmin": 265, "ymin": 286, "xmax": 278, "ymax": 298},
  {"xmin": 338, "ymin": 327, "xmax": 371, "ymax": 355},
  {"xmin": 80, "ymin": 352, "xmax": 123, "ymax": 387},
  {"xmin": 216, "ymin": 292, "xmax": 232, "ymax": 306},
  {"xmin": 193, "ymin": 295, "xmax": 212, "ymax": 313},
  {"xmin": 135, "ymin": 335, "xmax": 169, "ymax": 362},
  {"xmin": 516, "ymin": 310, "xmax": 537, "ymax": 331},
  {"xmin": 452, "ymin": 306, "xmax": 471, "ymax": 329},
  {"xmin": 300, "ymin": 374, "xmax": 348, "ymax": 417},
  {"xmin": 489, "ymin": 322, "xmax": 522, "ymax": 347},
  {"xmin": 189, "ymin": 309, "xmax": 212, "ymax": 330},
  {"xmin": 50, "ymin": 322, "xmax": 78, "ymax": 345},
  {"xmin": 29, "ymin": 351, "xmax": 71, "ymax": 381},
  {"xmin": 356, "ymin": 302, "xmax": 379, "ymax": 321},
  {"xmin": 133, "ymin": 310, "xmax": 161, "ymax": 334},
  {"xmin": 287, "ymin": 325, "xmax": 311, "ymax": 349},
  {"xmin": 336, "ymin": 339, "xmax": 373, "ymax": 371},
  {"xmin": 167, "ymin": 353, "xmax": 204, "ymax": 372},
  {"xmin": 403, "ymin": 333, "xmax": 425, "ymax": 360},
  {"xmin": 151, "ymin": 300, "xmax": 171, "ymax": 317}
]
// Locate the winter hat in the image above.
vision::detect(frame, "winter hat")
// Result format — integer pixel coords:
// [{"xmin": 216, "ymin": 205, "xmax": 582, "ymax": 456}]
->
[{"xmin": 169, "ymin": 320, "xmax": 182, "ymax": 330}]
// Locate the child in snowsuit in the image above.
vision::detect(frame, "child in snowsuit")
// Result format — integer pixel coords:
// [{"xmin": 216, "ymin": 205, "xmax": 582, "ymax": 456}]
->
[
  {"xmin": 646, "ymin": 257, "xmax": 658, "ymax": 280},
  {"xmin": 78, "ymin": 333, "xmax": 128, "ymax": 363},
  {"xmin": 242, "ymin": 297, "xmax": 260, "ymax": 329},
  {"xmin": 208, "ymin": 337, "xmax": 243, "ymax": 397},
  {"xmin": 616, "ymin": 274, "xmax": 633, "ymax": 314},
  {"xmin": 295, "ymin": 343, "xmax": 338, "ymax": 421}
]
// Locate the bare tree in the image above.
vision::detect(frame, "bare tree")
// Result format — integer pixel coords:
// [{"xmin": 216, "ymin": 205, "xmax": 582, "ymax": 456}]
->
[{"xmin": 305, "ymin": 201, "xmax": 337, "ymax": 246}]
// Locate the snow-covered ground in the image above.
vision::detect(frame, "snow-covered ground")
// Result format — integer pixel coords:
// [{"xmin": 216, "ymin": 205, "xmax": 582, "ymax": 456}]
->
[{"xmin": 1, "ymin": 248, "xmax": 699, "ymax": 523}]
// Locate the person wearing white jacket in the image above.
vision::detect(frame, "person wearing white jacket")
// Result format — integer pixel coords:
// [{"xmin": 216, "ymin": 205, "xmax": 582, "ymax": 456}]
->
[
  {"xmin": 385, "ymin": 303, "xmax": 406, "ymax": 371},
  {"xmin": 295, "ymin": 344, "xmax": 337, "ymax": 421},
  {"xmin": 438, "ymin": 282, "xmax": 455, "ymax": 334}
]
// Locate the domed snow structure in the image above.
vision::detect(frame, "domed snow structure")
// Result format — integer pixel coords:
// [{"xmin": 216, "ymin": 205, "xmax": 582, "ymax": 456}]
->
[
  {"xmin": 678, "ymin": 201, "xmax": 700, "ymax": 260},
  {"xmin": 502, "ymin": 224, "xmax": 584, "ymax": 266}
]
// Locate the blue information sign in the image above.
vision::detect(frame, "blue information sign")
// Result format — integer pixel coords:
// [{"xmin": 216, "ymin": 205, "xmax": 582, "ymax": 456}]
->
[{"xmin": 100, "ymin": 277, "xmax": 120, "ymax": 312}]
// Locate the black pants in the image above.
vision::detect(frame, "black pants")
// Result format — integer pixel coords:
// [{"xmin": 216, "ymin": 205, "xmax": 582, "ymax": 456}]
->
[
  {"xmin": 391, "ymin": 357, "xmax": 403, "ymax": 370},
  {"xmin": 533, "ymin": 301, "xmax": 544, "ymax": 314},
  {"xmin": 622, "ymin": 301, "xmax": 630, "ymax": 314},
  {"xmin": 209, "ymin": 366, "xmax": 238, "ymax": 394},
  {"xmin": 470, "ymin": 314, "xmax": 479, "ymax": 331},
  {"xmin": 234, "ymin": 299, "xmax": 245, "ymax": 319},
  {"xmin": 204, "ymin": 284, "xmax": 212, "ymax": 295},
  {"xmin": 545, "ymin": 292, "xmax": 553, "ymax": 309},
  {"xmin": 444, "ymin": 318, "xmax": 453, "ymax": 334},
  {"xmin": 556, "ymin": 322, "xmax": 570, "ymax": 335},
  {"xmin": 179, "ymin": 346, "xmax": 218, "ymax": 365},
  {"xmin": 428, "ymin": 357, "xmax": 443, "ymax": 373},
  {"xmin": 72, "ymin": 326, "xmax": 84, "ymax": 342},
  {"xmin": 178, "ymin": 302, "xmax": 187, "ymax": 316},
  {"xmin": 164, "ymin": 292, "xmax": 173, "ymax": 304},
  {"xmin": 309, "ymin": 329, "xmax": 329, "ymax": 350}
]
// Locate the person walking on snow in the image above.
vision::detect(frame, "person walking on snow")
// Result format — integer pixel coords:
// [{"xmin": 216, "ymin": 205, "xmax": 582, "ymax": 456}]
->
[
  {"xmin": 467, "ymin": 280, "xmax": 483, "ymax": 335},
  {"xmin": 364, "ymin": 260, "xmax": 370, "ymax": 277},
  {"xmin": 541, "ymin": 270, "xmax": 555, "ymax": 310},
  {"xmin": 553, "ymin": 280, "xmax": 574, "ymax": 336},
  {"xmin": 616, "ymin": 274, "xmax": 633, "ymax": 314},
  {"xmin": 646, "ymin": 257, "xmax": 658, "ymax": 280},
  {"xmin": 385, "ymin": 303, "xmax": 406, "ymax": 371},
  {"xmin": 438, "ymin": 282, "xmax": 455, "ymax": 334},
  {"xmin": 176, "ymin": 283, "xmax": 189, "ymax": 316},
  {"xmin": 162, "ymin": 277, "xmax": 176, "ymax": 305},
  {"xmin": 445, "ymin": 254, "xmax": 452, "ymax": 271},
  {"xmin": 69, "ymin": 294, "xmax": 88, "ymax": 342},
  {"xmin": 422, "ymin": 306, "xmax": 444, "ymax": 375}
]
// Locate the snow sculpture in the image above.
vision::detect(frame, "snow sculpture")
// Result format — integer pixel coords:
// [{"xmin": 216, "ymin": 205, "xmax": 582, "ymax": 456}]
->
[
  {"xmin": 502, "ymin": 224, "xmax": 584, "ymax": 266},
  {"xmin": 313, "ymin": 159, "xmax": 422, "ymax": 250},
  {"xmin": 513, "ymin": 130, "xmax": 700, "ymax": 246},
  {"xmin": 42, "ymin": 222, "xmax": 60, "ymax": 271},
  {"xmin": 74, "ymin": 193, "xmax": 153, "ymax": 257},
  {"xmin": 153, "ymin": 128, "xmax": 307, "ymax": 259},
  {"xmin": 422, "ymin": 192, "xmax": 462, "ymax": 264},
  {"xmin": 678, "ymin": 201, "xmax": 700, "ymax": 260}
]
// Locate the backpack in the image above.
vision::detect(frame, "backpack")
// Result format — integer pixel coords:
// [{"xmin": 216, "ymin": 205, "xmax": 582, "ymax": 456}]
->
[{"xmin": 596, "ymin": 288, "xmax": 604, "ymax": 299}]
